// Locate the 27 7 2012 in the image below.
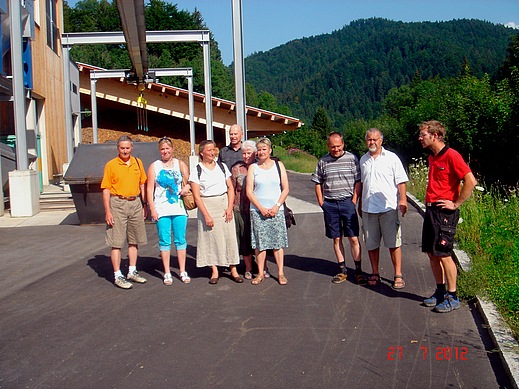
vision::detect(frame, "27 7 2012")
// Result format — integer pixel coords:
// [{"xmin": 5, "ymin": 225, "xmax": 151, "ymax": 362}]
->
[{"xmin": 387, "ymin": 346, "xmax": 468, "ymax": 360}]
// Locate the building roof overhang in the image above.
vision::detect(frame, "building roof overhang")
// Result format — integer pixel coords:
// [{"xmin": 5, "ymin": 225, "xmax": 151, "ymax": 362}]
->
[{"xmin": 77, "ymin": 62, "xmax": 303, "ymax": 135}]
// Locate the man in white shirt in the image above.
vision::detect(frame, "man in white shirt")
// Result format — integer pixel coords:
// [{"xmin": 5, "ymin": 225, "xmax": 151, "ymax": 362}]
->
[{"xmin": 360, "ymin": 128, "xmax": 408, "ymax": 289}]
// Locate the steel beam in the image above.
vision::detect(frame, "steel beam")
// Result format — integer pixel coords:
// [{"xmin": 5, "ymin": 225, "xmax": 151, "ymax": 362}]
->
[
  {"xmin": 202, "ymin": 41, "xmax": 213, "ymax": 140},
  {"xmin": 88, "ymin": 67, "xmax": 195, "ymax": 146},
  {"xmin": 116, "ymin": 0, "xmax": 148, "ymax": 80},
  {"xmin": 89, "ymin": 68, "xmax": 193, "ymax": 80},
  {"xmin": 62, "ymin": 29, "xmax": 213, "ymax": 144},
  {"xmin": 62, "ymin": 47, "xmax": 75, "ymax": 162},
  {"xmin": 90, "ymin": 78, "xmax": 98, "ymax": 144},
  {"xmin": 9, "ymin": 0, "xmax": 28, "ymax": 170},
  {"xmin": 62, "ymin": 30, "xmax": 210, "ymax": 46},
  {"xmin": 232, "ymin": 0, "xmax": 247, "ymax": 139}
]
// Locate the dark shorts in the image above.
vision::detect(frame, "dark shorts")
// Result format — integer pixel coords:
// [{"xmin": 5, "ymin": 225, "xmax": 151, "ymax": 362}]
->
[
  {"xmin": 421, "ymin": 205, "xmax": 459, "ymax": 256},
  {"xmin": 322, "ymin": 198, "xmax": 360, "ymax": 239}
]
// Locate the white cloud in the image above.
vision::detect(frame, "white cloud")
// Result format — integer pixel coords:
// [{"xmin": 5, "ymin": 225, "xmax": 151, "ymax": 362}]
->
[{"xmin": 504, "ymin": 22, "xmax": 519, "ymax": 29}]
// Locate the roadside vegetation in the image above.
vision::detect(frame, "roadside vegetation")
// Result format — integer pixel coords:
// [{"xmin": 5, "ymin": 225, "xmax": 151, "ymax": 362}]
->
[
  {"xmin": 407, "ymin": 164, "xmax": 519, "ymax": 338},
  {"xmin": 273, "ymin": 146, "xmax": 317, "ymax": 173}
]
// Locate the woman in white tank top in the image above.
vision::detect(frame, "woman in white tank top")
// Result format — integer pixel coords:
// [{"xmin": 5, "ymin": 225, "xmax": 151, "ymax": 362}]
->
[{"xmin": 246, "ymin": 137, "xmax": 289, "ymax": 285}]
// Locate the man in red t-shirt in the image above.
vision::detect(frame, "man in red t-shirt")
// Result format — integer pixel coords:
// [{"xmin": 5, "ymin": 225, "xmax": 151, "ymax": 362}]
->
[{"xmin": 418, "ymin": 121, "xmax": 477, "ymax": 313}]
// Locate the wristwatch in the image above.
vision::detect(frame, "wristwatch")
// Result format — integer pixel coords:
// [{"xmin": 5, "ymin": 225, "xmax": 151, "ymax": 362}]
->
[{"xmin": 276, "ymin": 202, "xmax": 281, "ymax": 207}]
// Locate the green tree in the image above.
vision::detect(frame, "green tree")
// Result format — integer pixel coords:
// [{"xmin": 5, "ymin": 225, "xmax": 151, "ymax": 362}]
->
[{"xmin": 311, "ymin": 107, "xmax": 331, "ymax": 137}]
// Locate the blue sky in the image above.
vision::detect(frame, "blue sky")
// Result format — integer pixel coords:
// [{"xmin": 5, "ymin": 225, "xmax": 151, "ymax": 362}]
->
[{"xmin": 66, "ymin": 0, "xmax": 519, "ymax": 65}]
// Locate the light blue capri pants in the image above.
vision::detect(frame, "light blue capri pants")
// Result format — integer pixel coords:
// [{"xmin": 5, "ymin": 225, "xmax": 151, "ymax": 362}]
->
[{"xmin": 156, "ymin": 215, "xmax": 188, "ymax": 251}]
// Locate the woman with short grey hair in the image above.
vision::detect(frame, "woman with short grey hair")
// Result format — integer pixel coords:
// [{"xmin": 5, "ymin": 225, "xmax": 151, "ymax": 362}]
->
[{"xmin": 231, "ymin": 140, "xmax": 257, "ymax": 279}]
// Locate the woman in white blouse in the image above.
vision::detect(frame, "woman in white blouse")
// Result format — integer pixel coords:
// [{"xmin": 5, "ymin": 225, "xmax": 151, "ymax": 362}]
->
[{"xmin": 189, "ymin": 140, "xmax": 243, "ymax": 284}]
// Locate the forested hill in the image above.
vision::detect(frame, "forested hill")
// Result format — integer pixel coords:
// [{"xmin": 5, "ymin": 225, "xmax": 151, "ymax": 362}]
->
[{"xmin": 244, "ymin": 18, "xmax": 516, "ymax": 128}]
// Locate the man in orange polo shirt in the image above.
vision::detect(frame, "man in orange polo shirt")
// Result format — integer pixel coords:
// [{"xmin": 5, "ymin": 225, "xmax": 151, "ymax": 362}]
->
[{"xmin": 101, "ymin": 136, "xmax": 148, "ymax": 289}]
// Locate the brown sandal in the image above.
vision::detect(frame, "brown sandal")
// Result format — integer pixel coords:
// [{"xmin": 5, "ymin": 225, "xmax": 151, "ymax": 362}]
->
[
  {"xmin": 355, "ymin": 273, "xmax": 368, "ymax": 285},
  {"xmin": 251, "ymin": 275, "xmax": 265, "ymax": 285},
  {"xmin": 278, "ymin": 275, "xmax": 288, "ymax": 285}
]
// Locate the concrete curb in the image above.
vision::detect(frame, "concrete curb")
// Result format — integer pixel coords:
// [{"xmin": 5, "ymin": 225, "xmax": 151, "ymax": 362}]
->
[{"xmin": 407, "ymin": 192, "xmax": 519, "ymax": 389}]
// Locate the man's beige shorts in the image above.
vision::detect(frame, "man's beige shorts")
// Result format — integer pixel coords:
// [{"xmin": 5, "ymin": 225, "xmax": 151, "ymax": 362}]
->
[
  {"xmin": 362, "ymin": 210, "xmax": 401, "ymax": 251},
  {"xmin": 106, "ymin": 197, "xmax": 147, "ymax": 248}
]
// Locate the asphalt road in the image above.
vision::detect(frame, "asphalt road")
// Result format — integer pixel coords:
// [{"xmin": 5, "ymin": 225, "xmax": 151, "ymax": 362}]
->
[{"xmin": 0, "ymin": 171, "xmax": 510, "ymax": 388}]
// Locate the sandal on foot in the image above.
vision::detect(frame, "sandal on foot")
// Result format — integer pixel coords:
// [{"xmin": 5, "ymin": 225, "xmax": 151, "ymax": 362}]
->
[
  {"xmin": 367, "ymin": 274, "xmax": 380, "ymax": 287},
  {"xmin": 278, "ymin": 275, "xmax": 288, "ymax": 285},
  {"xmin": 251, "ymin": 275, "xmax": 265, "ymax": 285},
  {"xmin": 231, "ymin": 274, "xmax": 244, "ymax": 283},
  {"xmin": 180, "ymin": 271, "xmax": 191, "ymax": 284},
  {"xmin": 264, "ymin": 269, "xmax": 271, "ymax": 278},
  {"xmin": 163, "ymin": 273, "xmax": 173, "ymax": 285},
  {"xmin": 244, "ymin": 271, "xmax": 253, "ymax": 280},
  {"xmin": 355, "ymin": 273, "xmax": 368, "ymax": 285},
  {"xmin": 392, "ymin": 275, "xmax": 405, "ymax": 289},
  {"xmin": 332, "ymin": 273, "xmax": 348, "ymax": 284}
]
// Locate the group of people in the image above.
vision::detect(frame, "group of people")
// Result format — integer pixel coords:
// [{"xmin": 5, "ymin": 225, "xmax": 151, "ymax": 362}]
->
[
  {"xmin": 312, "ymin": 121, "xmax": 475, "ymax": 313},
  {"xmin": 101, "ymin": 119, "xmax": 476, "ymax": 314},
  {"xmin": 101, "ymin": 124, "xmax": 289, "ymax": 289}
]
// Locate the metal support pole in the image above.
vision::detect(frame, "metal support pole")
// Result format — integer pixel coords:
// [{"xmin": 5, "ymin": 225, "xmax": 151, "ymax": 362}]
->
[
  {"xmin": 62, "ymin": 46, "xmax": 74, "ymax": 162},
  {"xmin": 0, "ymin": 141, "xmax": 3, "ymax": 215},
  {"xmin": 232, "ymin": 0, "xmax": 247, "ymax": 139},
  {"xmin": 202, "ymin": 41, "xmax": 213, "ymax": 140},
  {"xmin": 90, "ymin": 78, "xmax": 98, "ymax": 143},
  {"xmin": 187, "ymin": 75, "xmax": 195, "ymax": 156},
  {"xmin": 10, "ymin": 0, "xmax": 29, "ymax": 170}
]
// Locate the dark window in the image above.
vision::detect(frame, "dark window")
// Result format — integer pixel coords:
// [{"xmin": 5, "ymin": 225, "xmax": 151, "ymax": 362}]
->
[{"xmin": 46, "ymin": 0, "xmax": 59, "ymax": 53}]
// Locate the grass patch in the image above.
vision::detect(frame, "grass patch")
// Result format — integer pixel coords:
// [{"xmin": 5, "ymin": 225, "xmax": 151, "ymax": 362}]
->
[
  {"xmin": 273, "ymin": 146, "xmax": 318, "ymax": 173},
  {"xmin": 408, "ymin": 161, "xmax": 519, "ymax": 338}
]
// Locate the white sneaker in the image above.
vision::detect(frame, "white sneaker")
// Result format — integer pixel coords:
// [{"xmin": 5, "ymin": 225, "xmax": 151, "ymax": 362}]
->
[
  {"xmin": 114, "ymin": 276, "xmax": 133, "ymax": 289},
  {"xmin": 127, "ymin": 271, "xmax": 147, "ymax": 284}
]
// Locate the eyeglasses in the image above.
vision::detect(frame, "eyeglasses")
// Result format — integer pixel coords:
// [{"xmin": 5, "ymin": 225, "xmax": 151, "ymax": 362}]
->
[
  {"xmin": 160, "ymin": 137, "xmax": 171, "ymax": 141},
  {"xmin": 418, "ymin": 132, "xmax": 431, "ymax": 139},
  {"xmin": 366, "ymin": 138, "xmax": 380, "ymax": 143}
]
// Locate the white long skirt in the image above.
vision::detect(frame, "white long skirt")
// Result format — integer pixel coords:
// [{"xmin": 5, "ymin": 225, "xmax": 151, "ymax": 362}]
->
[{"xmin": 196, "ymin": 194, "xmax": 240, "ymax": 267}]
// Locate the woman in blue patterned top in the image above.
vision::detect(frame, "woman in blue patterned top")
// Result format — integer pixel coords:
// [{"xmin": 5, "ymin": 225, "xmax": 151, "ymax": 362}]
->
[{"xmin": 147, "ymin": 137, "xmax": 191, "ymax": 285}]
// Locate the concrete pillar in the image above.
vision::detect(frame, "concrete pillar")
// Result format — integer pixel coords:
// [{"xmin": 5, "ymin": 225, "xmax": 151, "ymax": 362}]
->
[
  {"xmin": 9, "ymin": 170, "xmax": 40, "ymax": 217},
  {"xmin": 189, "ymin": 155, "xmax": 199, "ymax": 173}
]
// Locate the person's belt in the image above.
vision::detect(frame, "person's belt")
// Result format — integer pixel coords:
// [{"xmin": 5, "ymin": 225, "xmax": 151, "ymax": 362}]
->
[
  {"xmin": 114, "ymin": 195, "xmax": 138, "ymax": 201},
  {"xmin": 325, "ymin": 197, "xmax": 352, "ymax": 202},
  {"xmin": 426, "ymin": 202, "xmax": 441, "ymax": 207}
]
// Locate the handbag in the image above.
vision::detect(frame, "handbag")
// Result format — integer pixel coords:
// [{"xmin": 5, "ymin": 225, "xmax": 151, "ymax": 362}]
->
[
  {"xmin": 181, "ymin": 172, "xmax": 197, "ymax": 210},
  {"xmin": 182, "ymin": 190, "xmax": 196, "ymax": 210},
  {"xmin": 284, "ymin": 205, "xmax": 296, "ymax": 228},
  {"xmin": 274, "ymin": 159, "xmax": 296, "ymax": 228}
]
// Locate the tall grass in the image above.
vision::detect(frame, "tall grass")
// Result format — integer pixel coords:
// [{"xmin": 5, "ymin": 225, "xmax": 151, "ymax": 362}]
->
[
  {"xmin": 408, "ymin": 161, "xmax": 519, "ymax": 337},
  {"xmin": 273, "ymin": 146, "xmax": 318, "ymax": 173},
  {"xmin": 407, "ymin": 158, "xmax": 429, "ymax": 201}
]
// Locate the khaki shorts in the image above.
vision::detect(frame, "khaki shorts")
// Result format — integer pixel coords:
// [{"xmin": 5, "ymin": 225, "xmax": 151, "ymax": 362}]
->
[
  {"xmin": 105, "ymin": 197, "xmax": 147, "ymax": 248},
  {"xmin": 362, "ymin": 210, "xmax": 401, "ymax": 251}
]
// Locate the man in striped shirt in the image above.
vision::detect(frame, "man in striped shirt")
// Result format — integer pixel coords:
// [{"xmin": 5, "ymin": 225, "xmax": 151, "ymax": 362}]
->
[{"xmin": 312, "ymin": 132, "xmax": 367, "ymax": 285}]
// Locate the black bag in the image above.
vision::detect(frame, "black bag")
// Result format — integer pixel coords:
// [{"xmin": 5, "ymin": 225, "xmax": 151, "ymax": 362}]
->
[
  {"xmin": 274, "ymin": 160, "xmax": 296, "ymax": 228},
  {"xmin": 284, "ymin": 205, "xmax": 296, "ymax": 228}
]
